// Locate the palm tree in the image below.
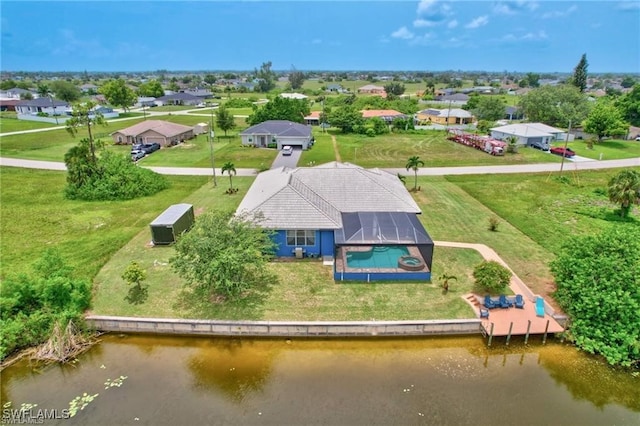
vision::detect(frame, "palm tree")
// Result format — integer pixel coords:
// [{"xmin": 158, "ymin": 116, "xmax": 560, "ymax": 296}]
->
[
  {"xmin": 222, "ymin": 161, "xmax": 237, "ymax": 192},
  {"xmin": 607, "ymin": 170, "xmax": 640, "ymax": 218},
  {"xmin": 438, "ymin": 273, "xmax": 457, "ymax": 293},
  {"xmin": 397, "ymin": 173, "xmax": 406, "ymax": 186},
  {"xmin": 405, "ymin": 156, "xmax": 424, "ymax": 191},
  {"xmin": 505, "ymin": 135, "xmax": 519, "ymax": 154}
]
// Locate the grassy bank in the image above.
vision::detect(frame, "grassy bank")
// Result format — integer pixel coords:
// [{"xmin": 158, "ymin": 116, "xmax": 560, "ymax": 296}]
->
[{"xmin": 0, "ymin": 167, "xmax": 208, "ymax": 279}]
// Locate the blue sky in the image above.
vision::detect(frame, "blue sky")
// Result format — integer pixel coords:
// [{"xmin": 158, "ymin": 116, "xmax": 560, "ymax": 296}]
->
[{"xmin": 1, "ymin": 1, "xmax": 639, "ymax": 73}]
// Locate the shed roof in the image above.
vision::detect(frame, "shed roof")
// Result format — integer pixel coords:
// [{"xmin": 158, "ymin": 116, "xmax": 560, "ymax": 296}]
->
[{"xmin": 150, "ymin": 204, "xmax": 193, "ymax": 226}]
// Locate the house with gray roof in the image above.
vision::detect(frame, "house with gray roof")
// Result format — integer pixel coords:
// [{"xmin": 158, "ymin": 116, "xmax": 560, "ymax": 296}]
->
[
  {"xmin": 490, "ymin": 122, "xmax": 567, "ymax": 149},
  {"xmin": 240, "ymin": 120, "xmax": 313, "ymax": 150},
  {"xmin": 156, "ymin": 92, "xmax": 201, "ymax": 106},
  {"xmin": 15, "ymin": 98, "xmax": 69, "ymax": 116},
  {"xmin": 235, "ymin": 162, "xmax": 434, "ymax": 281}
]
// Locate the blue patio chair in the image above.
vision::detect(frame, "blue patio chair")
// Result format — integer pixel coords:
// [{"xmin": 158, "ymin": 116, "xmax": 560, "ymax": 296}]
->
[
  {"xmin": 514, "ymin": 294, "xmax": 525, "ymax": 309},
  {"xmin": 535, "ymin": 296, "xmax": 545, "ymax": 317},
  {"xmin": 499, "ymin": 294, "xmax": 513, "ymax": 308},
  {"xmin": 480, "ymin": 308, "xmax": 490, "ymax": 319},
  {"xmin": 483, "ymin": 295, "xmax": 498, "ymax": 309}
]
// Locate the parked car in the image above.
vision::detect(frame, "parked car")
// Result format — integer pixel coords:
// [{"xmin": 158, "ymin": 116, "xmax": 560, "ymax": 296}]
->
[
  {"xmin": 141, "ymin": 143, "xmax": 161, "ymax": 154},
  {"xmin": 131, "ymin": 150, "xmax": 145, "ymax": 162},
  {"xmin": 529, "ymin": 140, "xmax": 549, "ymax": 151},
  {"xmin": 282, "ymin": 145, "xmax": 293, "ymax": 156},
  {"xmin": 635, "ymin": 136, "xmax": 640, "ymax": 141},
  {"xmin": 550, "ymin": 147, "xmax": 576, "ymax": 158}
]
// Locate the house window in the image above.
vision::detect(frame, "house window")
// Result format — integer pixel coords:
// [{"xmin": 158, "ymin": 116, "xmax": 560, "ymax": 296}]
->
[{"xmin": 286, "ymin": 230, "xmax": 315, "ymax": 246}]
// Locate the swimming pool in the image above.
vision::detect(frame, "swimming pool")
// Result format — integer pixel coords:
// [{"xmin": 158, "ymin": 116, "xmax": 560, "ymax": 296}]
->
[{"xmin": 346, "ymin": 246, "xmax": 409, "ymax": 269}]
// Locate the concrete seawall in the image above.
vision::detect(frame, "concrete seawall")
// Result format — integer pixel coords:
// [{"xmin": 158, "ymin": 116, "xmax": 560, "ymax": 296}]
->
[{"xmin": 85, "ymin": 315, "xmax": 482, "ymax": 337}]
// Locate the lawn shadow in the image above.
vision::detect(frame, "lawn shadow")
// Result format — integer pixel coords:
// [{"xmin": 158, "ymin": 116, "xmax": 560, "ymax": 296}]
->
[
  {"xmin": 173, "ymin": 273, "xmax": 277, "ymax": 320},
  {"xmin": 125, "ymin": 284, "xmax": 149, "ymax": 305}
]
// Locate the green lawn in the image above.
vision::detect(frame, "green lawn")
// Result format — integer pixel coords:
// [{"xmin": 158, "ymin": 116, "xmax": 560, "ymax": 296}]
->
[
  {"xmin": 299, "ymin": 131, "xmax": 336, "ymax": 165},
  {"xmin": 0, "ymin": 167, "xmax": 209, "ymax": 280},
  {"xmin": 335, "ymin": 131, "xmax": 561, "ymax": 168},
  {"xmin": 445, "ymin": 169, "xmax": 640, "ymax": 254},
  {"xmin": 555, "ymin": 139, "xmax": 640, "ymax": 160},
  {"xmin": 0, "ymin": 113, "xmax": 60, "ymax": 133}
]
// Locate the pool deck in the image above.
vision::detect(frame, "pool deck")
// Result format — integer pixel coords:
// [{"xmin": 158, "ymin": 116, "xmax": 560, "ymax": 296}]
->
[{"xmin": 335, "ymin": 245, "xmax": 429, "ymax": 274}]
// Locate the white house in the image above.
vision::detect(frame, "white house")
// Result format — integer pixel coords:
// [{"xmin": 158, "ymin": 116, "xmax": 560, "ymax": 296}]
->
[
  {"xmin": 280, "ymin": 93, "xmax": 308, "ymax": 100},
  {"xmin": 240, "ymin": 120, "xmax": 313, "ymax": 150},
  {"xmin": 15, "ymin": 98, "xmax": 69, "ymax": 116},
  {"xmin": 490, "ymin": 123, "xmax": 568, "ymax": 149}
]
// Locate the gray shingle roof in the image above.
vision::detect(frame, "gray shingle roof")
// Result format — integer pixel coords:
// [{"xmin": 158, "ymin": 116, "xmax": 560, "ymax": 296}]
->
[
  {"xmin": 16, "ymin": 98, "xmax": 68, "ymax": 107},
  {"xmin": 236, "ymin": 162, "xmax": 421, "ymax": 230},
  {"xmin": 240, "ymin": 120, "xmax": 311, "ymax": 138}
]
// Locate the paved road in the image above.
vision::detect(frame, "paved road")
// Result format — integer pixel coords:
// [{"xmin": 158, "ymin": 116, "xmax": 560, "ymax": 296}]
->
[
  {"xmin": 270, "ymin": 147, "xmax": 302, "ymax": 169},
  {"xmin": 1, "ymin": 156, "xmax": 638, "ymax": 176}
]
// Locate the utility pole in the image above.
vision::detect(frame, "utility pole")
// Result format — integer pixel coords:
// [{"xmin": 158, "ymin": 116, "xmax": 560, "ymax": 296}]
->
[
  {"xmin": 559, "ymin": 119, "xmax": 571, "ymax": 178},
  {"xmin": 209, "ymin": 106, "xmax": 217, "ymax": 187}
]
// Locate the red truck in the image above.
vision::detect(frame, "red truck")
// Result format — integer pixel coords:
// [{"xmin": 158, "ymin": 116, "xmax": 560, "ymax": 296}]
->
[
  {"xmin": 447, "ymin": 130, "xmax": 506, "ymax": 156},
  {"xmin": 550, "ymin": 147, "xmax": 576, "ymax": 158}
]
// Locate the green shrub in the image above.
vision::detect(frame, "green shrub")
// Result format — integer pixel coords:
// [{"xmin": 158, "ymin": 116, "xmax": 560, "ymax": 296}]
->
[
  {"xmin": 473, "ymin": 260, "xmax": 511, "ymax": 293},
  {"xmin": 65, "ymin": 151, "xmax": 169, "ymax": 201},
  {"xmin": 224, "ymin": 98, "xmax": 253, "ymax": 108},
  {"xmin": 0, "ymin": 249, "xmax": 91, "ymax": 360}
]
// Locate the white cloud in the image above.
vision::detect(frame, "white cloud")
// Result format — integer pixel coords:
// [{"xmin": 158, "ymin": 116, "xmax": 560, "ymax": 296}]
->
[
  {"xmin": 414, "ymin": 18, "xmax": 437, "ymax": 28},
  {"xmin": 465, "ymin": 15, "xmax": 489, "ymax": 29},
  {"xmin": 501, "ymin": 30, "xmax": 548, "ymax": 42},
  {"xmin": 541, "ymin": 5, "xmax": 577, "ymax": 19},
  {"xmin": 408, "ymin": 32, "xmax": 436, "ymax": 46},
  {"xmin": 417, "ymin": 0, "xmax": 438, "ymax": 15},
  {"xmin": 447, "ymin": 19, "xmax": 458, "ymax": 29},
  {"xmin": 617, "ymin": 1, "xmax": 640, "ymax": 10},
  {"xmin": 493, "ymin": 1, "xmax": 539, "ymax": 15},
  {"xmin": 391, "ymin": 26, "xmax": 414, "ymax": 40}
]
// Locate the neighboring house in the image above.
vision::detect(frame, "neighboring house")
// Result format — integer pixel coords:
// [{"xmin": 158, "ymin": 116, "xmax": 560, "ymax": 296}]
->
[
  {"xmin": 361, "ymin": 109, "xmax": 407, "ymax": 123},
  {"xmin": 15, "ymin": 98, "xmax": 69, "ymax": 116},
  {"xmin": 435, "ymin": 93, "xmax": 469, "ymax": 103},
  {"xmin": 304, "ymin": 111, "xmax": 321, "ymax": 126},
  {"xmin": 414, "ymin": 108, "xmax": 474, "ymax": 125},
  {"xmin": 280, "ymin": 93, "xmax": 308, "ymax": 100},
  {"xmin": 181, "ymin": 88, "xmax": 212, "ymax": 98},
  {"xmin": 490, "ymin": 123, "xmax": 567, "ymax": 148},
  {"xmin": 325, "ymin": 84, "xmax": 345, "ymax": 93},
  {"xmin": 240, "ymin": 120, "xmax": 313, "ymax": 150},
  {"xmin": 155, "ymin": 93, "xmax": 201, "ymax": 106},
  {"xmin": 357, "ymin": 84, "xmax": 386, "ymax": 95},
  {"xmin": 111, "ymin": 119, "xmax": 195, "ymax": 146},
  {"xmin": 80, "ymin": 84, "xmax": 98, "ymax": 93},
  {"xmin": 0, "ymin": 88, "xmax": 37, "ymax": 100},
  {"xmin": 0, "ymin": 99, "xmax": 20, "ymax": 112},
  {"xmin": 136, "ymin": 97, "xmax": 157, "ymax": 107},
  {"xmin": 504, "ymin": 106, "xmax": 524, "ymax": 121},
  {"xmin": 235, "ymin": 162, "xmax": 434, "ymax": 282}
]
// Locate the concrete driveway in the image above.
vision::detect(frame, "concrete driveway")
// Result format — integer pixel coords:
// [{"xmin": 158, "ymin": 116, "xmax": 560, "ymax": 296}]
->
[{"xmin": 270, "ymin": 147, "xmax": 302, "ymax": 169}]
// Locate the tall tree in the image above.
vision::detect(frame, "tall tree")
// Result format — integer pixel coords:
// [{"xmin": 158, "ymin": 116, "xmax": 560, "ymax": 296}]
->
[
  {"xmin": 405, "ymin": 156, "xmax": 424, "ymax": 191},
  {"xmin": 65, "ymin": 101, "xmax": 106, "ymax": 163},
  {"xmin": 326, "ymin": 105, "xmax": 364, "ymax": 133},
  {"xmin": 550, "ymin": 227, "xmax": 640, "ymax": 366},
  {"xmin": 255, "ymin": 61, "xmax": 276, "ymax": 92},
  {"xmin": 615, "ymin": 84, "xmax": 640, "ymax": 126},
  {"xmin": 607, "ymin": 170, "xmax": 640, "ymax": 218},
  {"xmin": 472, "ymin": 96, "xmax": 505, "ymax": 121},
  {"xmin": 138, "ymin": 79, "xmax": 165, "ymax": 98},
  {"xmin": 383, "ymin": 82, "xmax": 406, "ymax": 99},
  {"xmin": 246, "ymin": 96, "xmax": 310, "ymax": 125},
  {"xmin": 99, "ymin": 78, "xmax": 137, "ymax": 111},
  {"xmin": 288, "ymin": 69, "xmax": 305, "ymax": 90},
  {"xmin": 583, "ymin": 99, "xmax": 628, "ymax": 142},
  {"xmin": 36, "ymin": 83, "xmax": 50, "ymax": 98},
  {"xmin": 215, "ymin": 105, "xmax": 236, "ymax": 136},
  {"xmin": 519, "ymin": 85, "xmax": 590, "ymax": 127},
  {"xmin": 571, "ymin": 53, "xmax": 589, "ymax": 93},
  {"xmin": 170, "ymin": 210, "xmax": 277, "ymax": 301},
  {"xmin": 50, "ymin": 80, "xmax": 81, "ymax": 102}
]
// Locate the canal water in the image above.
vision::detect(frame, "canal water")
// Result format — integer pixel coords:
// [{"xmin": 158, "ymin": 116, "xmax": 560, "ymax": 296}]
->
[{"xmin": 2, "ymin": 334, "xmax": 639, "ymax": 425}]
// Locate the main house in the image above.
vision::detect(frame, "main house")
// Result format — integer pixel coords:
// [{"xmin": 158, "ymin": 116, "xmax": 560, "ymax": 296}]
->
[
  {"xmin": 111, "ymin": 120, "xmax": 195, "ymax": 146},
  {"xmin": 240, "ymin": 120, "xmax": 313, "ymax": 150},
  {"xmin": 235, "ymin": 162, "xmax": 434, "ymax": 281}
]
